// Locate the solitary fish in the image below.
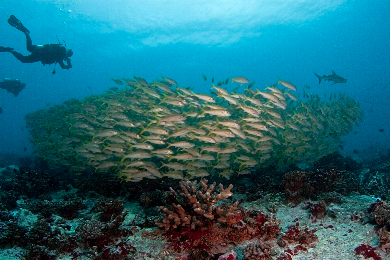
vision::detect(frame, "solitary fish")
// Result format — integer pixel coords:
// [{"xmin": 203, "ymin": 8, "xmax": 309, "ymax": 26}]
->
[
  {"xmin": 314, "ymin": 71, "xmax": 347, "ymax": 85},
  {"xmin": 202, "ymin": 74, "xmax": 207, "ymax": 81},
  {"xmin": 232, "ymin": 76, "xmax": 249, "ymax": 84}
]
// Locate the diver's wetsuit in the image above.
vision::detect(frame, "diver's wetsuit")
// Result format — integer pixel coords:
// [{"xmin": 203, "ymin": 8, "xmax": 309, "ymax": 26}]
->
[
  {"xmin": 9, "ymin": 32, "xmax": 72, "ymax": 69},
  {"xmin": 1, "ymin": 15, "xmax": 72, "ymax": 70}
]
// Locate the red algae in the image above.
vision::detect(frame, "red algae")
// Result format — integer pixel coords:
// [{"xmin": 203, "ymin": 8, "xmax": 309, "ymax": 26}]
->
[{"xmin": 355, "ymin": 244, "xmax": 382, "ymax": 260}]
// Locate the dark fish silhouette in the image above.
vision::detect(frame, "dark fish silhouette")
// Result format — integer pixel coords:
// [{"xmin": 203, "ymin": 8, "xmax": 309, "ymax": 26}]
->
[
  {"xmin": 0, "ymin": 78, "xmax": 26, "ymax": 97},
  {"xmin": 211, "ymin": 77, "xmax": 214, "ymax": 83},
  {"xmin": 314, "ymin": 71, "xmax": 347, "ymax": 85},
  {"xmin": 110, "ymin": 78, "xmax": 123, "ymax": 85},
  {"xmin": 379, "ymin": 129, "xmax": 384, "ymax": 132},
  {"xmin": 247, "ymin": 81, "xmax": 256, "ymax": 89},
  {"xmin": 0, "ymin": 107, "xmax": 2, "ymax": 114},
  {"xmin": 202, "ymin": 74, "xmax": 207, "ymax": 81},
  {"xmin": 133, "ymin": 75, "xmax": 148, "ymax": 86}
]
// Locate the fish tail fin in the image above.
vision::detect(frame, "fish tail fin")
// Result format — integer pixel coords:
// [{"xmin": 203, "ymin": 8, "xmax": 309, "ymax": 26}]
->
[
  {"xmin": 146, "ymin": 118, "xmax": 155, "ymax": 128},
  {"xmin": 120, "ymin": 156, "xmax": 126, "ymax": 164},
  {"xmin": 159, "ymin": 94, "xmax": 168, "ymax": 104},
  {"xmin": 232, "ymin": 85, "xmax": 240, "ymax": 93},
  {"xmin": 199, "ymin": 109, "xmax": 206, "ymax": 117},
  {"xmin": 314, "ymin": 73, "xmax": 322, "ymax": 84},
  {"xmin": 231, "ymin": 76, "xmax": 235, "ymax": 83}
]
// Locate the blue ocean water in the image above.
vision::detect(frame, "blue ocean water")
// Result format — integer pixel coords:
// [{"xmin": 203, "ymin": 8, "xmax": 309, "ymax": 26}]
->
[{"xmin": 0, "ymin": 0, "xmax": 389, "ymax": 160}]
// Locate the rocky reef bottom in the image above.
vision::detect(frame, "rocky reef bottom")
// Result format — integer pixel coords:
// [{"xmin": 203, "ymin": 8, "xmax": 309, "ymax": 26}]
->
[{"xmin": 0, "ymin": 152, "xmax": 390, "ymax": 260}]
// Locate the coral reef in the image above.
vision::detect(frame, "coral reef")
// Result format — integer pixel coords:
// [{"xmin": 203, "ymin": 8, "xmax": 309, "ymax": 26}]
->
[
  {"xmin": 302, "ymin": 201, "xmax": 327, "ymax": 220},
  {"xmin": 0, "ymin": 166, "xmax": 61, "ymax": 212},
  {"xmin": 361, "ymin": 159, "xmax": 390, "ymax": 200},
  {"xmin": 368, "ymin": 200, "xmax": 390, "ymax": 227},
  {"xmin": 366, "ymin": 199, "xmax": 390, "ymax": 256},
  {"xmin": 354, "ymin": 244, "xmax": 382, "ymax": 260},
  {"xmin": 139, "ymin": 190, "xmax": 165, "ymax": 207},
  {"xmin": 378, "ymin": 227, "xmax": 390, "ymax": 253},
  {"xmin": 277, "ymin": 223, "xmax": 318, "ymax": 247},
  {"xmin": 281, "ymin": 170, "xmax": 314, "ymax": 204},
  {"xmin": 75, "ymin": 204, "xmax": 134, "ymax": 258},
  {"xmin": 282, "ymin": 163, "xmax": 358, "ymax": 204},
  {"xmin": 93, "ymin": 199, "xmax": 124, "ymax": 222},
  {"xmin": 242, "ymin": 241, "xmax": 276, "ymax": 260},
  {"xmin": 23, "ymin": 199, "xmax": 86, "ymax": 219}
]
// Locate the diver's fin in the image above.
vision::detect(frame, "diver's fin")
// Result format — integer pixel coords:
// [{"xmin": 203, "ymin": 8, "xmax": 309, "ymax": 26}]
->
[
  {"xmin": 0, "ymin": 46, "xmax": 14, "ymax": 52},
  {"xmin": 7, "ymin": 15, "xmax": 30, "ymax": 34}
]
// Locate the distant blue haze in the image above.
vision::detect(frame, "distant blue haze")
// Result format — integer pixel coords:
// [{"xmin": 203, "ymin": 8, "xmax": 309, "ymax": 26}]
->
[{"xmin": 0, "ymin": 0, "xmax": 389, "ymax": 161}]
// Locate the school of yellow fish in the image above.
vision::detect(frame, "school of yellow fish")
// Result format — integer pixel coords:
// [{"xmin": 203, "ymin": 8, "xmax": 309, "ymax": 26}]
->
[{"xmin": 25, "ymin": 76, "xmax": 363, "ymax": 182}]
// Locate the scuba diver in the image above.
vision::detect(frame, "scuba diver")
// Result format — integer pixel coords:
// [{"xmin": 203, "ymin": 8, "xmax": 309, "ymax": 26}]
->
[
  {"xmin": 0, "ymin": 78, "xmax": 26, "ymax": 97},
  {"xmin": 0, "ymin": 15, "xmax": 72, "ymax": 74}
]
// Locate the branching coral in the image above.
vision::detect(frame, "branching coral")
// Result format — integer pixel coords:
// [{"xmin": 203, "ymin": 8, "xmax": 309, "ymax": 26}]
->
[
  {"xmin": 155, "ymin": 179, "xmax": 236, "ymax": 230},
  {"xmin": 243, "ymin": 241, "xmax": 275, "ymax": 260},
  {"xmin": 154, "ymin": 178, "xmax": 281, "ymax": 254}
]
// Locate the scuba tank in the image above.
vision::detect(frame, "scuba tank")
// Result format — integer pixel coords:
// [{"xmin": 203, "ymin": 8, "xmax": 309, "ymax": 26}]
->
[{"xmin": 4, "ymin": 78, "xmax": 21, "ymax": 84}]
